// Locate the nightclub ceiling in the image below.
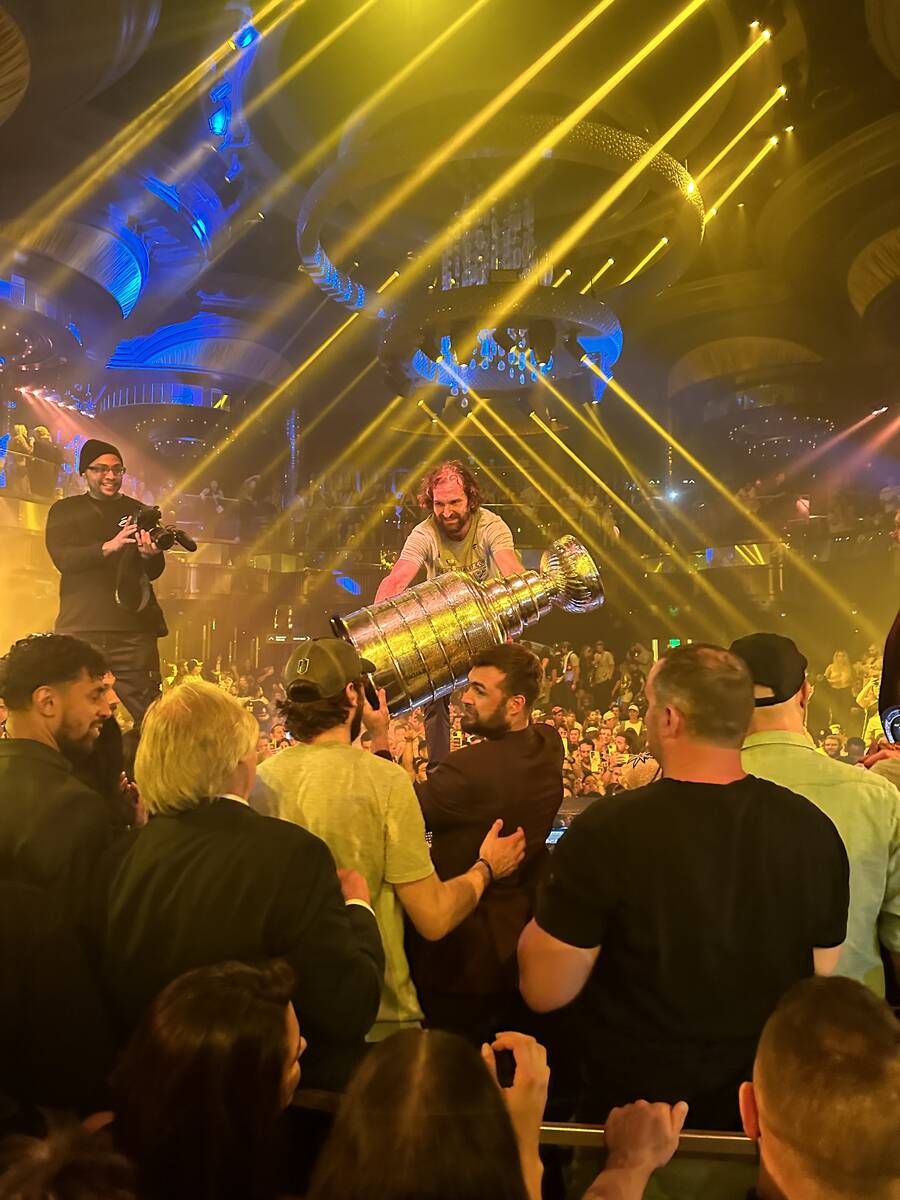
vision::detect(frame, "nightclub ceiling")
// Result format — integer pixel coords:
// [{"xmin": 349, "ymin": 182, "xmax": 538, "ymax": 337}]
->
[{"xmin": 0, "ymin": 0, "xmax": 898, "ymax": 485}]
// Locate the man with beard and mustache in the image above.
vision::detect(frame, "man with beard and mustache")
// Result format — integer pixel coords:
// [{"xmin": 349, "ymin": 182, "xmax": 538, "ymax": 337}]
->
[
  {"xmin": 45, "ymin": 439, "xmax": 167, "ymax": 731},
  {"xmin": 403, "ymin": 643, "xmax": 563, "ymax": 1044},
  {"xmin": 252, "ymin": 638, "xmax": 526, "ymax": 1042},
  {"xmin": 375, "ymin": 461, "xmax": 524, "ymax": 766},
  {"xmin": 0, "ymin": 633, "xmax": 117, "ymax": 927}
]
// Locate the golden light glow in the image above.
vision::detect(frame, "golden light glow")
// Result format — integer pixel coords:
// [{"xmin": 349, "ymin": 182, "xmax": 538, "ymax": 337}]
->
[
  {"xmin": 329, "ymin": 0, "xmax": 624, "ymax": 264},
  {"xmin": 695, "ymin": 85, "xmax": 787, "ymax": 182},
  {"xmin": 474, "ymin": 30, "xmax": 770, "ymax": 343},
  {"xmin": 579, "ymin": 257, "xmax": 615, "ymax": 295},
  {"xmin": 531, "ymin": 379, "xmax": 746, "ymax": 632},
  {"xmin": 704, "ymin": 136, "xmax": 778, "ymax": 223},
  {"xmin": 620, "ymin": 236, "xmax": 669, "ymax": 284},
  {"xmin": 249, "ymin": 0, "xmax": 380, "ymax": 114},
  {"xmin": 167, "ymin": 271, "xmax": 400, "ymax": 503},
  {"xmin": 0, "ymin": 0, "xmax": 307, "ymax": 271},
  {"xmin": 552, "ymin": 268, "xmax": 572, "ymax": 289},
  {"xmin": 363, "ymin": 0, "xmax": 711, "ymax": 310},
  {"xmin": 581, "ymin": 358, "xmax": 879, "ymax": 636}
]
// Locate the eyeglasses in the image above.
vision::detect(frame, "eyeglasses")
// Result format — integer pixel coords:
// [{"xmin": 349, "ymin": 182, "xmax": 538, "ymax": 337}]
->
[{"xmin": 86, "ymin": 465, "xmax": 125, "ymax": 477}]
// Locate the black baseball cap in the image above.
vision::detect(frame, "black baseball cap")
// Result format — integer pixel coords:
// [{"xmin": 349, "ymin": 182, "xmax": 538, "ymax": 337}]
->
[
  {"xmin": 283, "ymin": 638, "xmax": 376, "ymax": 700},
  {"xmin": 729, "ymin": 633, "xmax": 807, "ymax": 707}
]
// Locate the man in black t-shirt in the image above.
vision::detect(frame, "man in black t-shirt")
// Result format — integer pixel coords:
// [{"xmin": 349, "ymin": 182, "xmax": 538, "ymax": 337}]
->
[
  {"xmin": 518, "ymin": 643, "xmax": 850, "ymax": 1130},
  {"xmin": 45, "ymin": 440, "xmax": 167, "ymax": 729}
]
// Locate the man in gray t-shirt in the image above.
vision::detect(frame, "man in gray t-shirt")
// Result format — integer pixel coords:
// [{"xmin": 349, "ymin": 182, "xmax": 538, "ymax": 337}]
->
[{"xmin": 376, "ymin": 461, "xmax": 524, "ymax": 762}]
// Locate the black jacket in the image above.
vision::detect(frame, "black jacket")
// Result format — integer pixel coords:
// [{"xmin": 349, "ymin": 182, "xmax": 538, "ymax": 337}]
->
[
  {"xmin": 45, "ymin": 492, "xmax": 167, "ymax": 636},
  {"xmin": 0, "ymin": 739, "xmax": 116, "ymax": 931},
  {"xmin": 410, "ymin": 723, "xmax": 563, "ymax": 996},
  {"xmin": 101, "ymin": 799, "xmax": 385, "ymax": 1090}
]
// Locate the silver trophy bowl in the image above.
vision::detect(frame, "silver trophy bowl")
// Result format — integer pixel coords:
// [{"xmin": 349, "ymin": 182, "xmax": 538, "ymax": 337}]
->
[{"xmin": 331, "ymin": 535, "xmax": 604, "ymax": 716}]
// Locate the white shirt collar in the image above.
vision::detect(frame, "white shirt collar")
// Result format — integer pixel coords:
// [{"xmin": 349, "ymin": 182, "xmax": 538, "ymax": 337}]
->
[{"xmin": 220, "ymin": 792, "xmax": 250, "ymax": 807}]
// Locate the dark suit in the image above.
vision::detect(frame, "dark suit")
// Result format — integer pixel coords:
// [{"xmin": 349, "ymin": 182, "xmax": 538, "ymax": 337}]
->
[
  {"xmin": 0, "ymin": 739, "xmax": 115, "ymax": 931},
  {"xmin": 101, "ymin": 798, "xmax": 385, "ymax": 1090},
  {"xmin": 410, "ymin": 723, "xmax": 563, "ymax": 1039}
]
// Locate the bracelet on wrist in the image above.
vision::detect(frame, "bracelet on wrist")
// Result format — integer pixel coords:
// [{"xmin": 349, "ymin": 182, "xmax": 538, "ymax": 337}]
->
[{"xmin": 476, "ymin": 856, "xmax": 495, "ymax": 884}]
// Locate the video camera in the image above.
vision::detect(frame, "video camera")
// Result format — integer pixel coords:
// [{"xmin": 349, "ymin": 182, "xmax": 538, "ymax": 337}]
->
[{"xmin": 133, "ymin": 504, "xmax": 198, "ymax": 553}]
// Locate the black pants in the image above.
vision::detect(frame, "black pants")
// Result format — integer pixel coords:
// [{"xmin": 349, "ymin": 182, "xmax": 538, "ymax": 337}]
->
[
  {"xmin": 62, "ymin": 630, "xmax": 161, "ymax": 730},
  {"xmin": 424, "ymin": 695, "xmax": 451, "ymax": 769}
]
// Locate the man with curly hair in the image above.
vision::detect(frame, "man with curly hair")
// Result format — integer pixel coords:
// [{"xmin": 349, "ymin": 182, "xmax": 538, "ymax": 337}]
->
[
  {"xmin": 376, "ymin": 460, "xmax": 523, "ymax": 599},
  {"xmin": 375, "ymin": 460, "xmax": 524, "ymax": 762}
]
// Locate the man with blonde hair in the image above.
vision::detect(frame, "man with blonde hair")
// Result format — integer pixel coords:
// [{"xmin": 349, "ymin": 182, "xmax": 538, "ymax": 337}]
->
[
  {"xmin": 375, "ymin": 460, "xmax": 524, "ymax": 763},
  {"xmin": 740, "ymin": 976, "xmax": 900, "ymax": 1200},
  {"xmin": 101, "ymin": 681, "xmax": 385, "ymax": 1090}
]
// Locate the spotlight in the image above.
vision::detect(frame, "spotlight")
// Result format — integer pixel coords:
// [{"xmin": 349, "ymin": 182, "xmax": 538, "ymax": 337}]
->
[
  {"xmin": 667, "ymin": 489, "xmax": 680, "ymax": 501},
  {"xmin": 872, "ymin": 407, "xmax": 888, "ymax": 416},
  {"xmin": 783, "ymin": 124, "xmax": 794, "ymax": 132},
  {"xmin": 527, "ymin": 319, "xmax": 555, "ymax": 364}
]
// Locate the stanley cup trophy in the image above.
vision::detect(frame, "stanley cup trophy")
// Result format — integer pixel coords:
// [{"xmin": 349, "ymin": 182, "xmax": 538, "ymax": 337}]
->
[{"xmin": 331, "ymin": 535, "xmax": 604, "ymax": 717}]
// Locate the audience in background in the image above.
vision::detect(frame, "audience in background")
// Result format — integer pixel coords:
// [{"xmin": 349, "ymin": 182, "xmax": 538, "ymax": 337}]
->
[
  {"xmin": 734, "ymin": 632, "xmax": 900, "ymax": 996},
  {"xmin": 111, "ymin": 960, "xmax": 303, "ymax": 1200},
  {"xmin": 1, "ymin": 620, "xmax": 899, "ymax": 1198},
  {"xmin": 100, "ymin": 680, "xmax": 384, "ymax": 1090},
  {"xmin": 518, "ymin": 644, "xmax": 850, "ymax": 1130}
]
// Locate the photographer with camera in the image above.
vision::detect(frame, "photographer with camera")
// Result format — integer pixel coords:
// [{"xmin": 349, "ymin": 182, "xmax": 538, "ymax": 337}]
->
[{"xmin": 45, "ymin": 440, "xmax": 168, "ymax": 729}]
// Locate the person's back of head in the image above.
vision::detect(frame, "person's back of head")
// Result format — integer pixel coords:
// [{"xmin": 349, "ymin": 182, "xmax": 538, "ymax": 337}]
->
[
  {"xmin": 0, "ymin": 1121, "xmax": 135, "ymax": 1200},
  {"xmin": 307, "ymin": 1029, "xmax": 529, "ymax": 1200},
  {"xmin": 740, "ymin": 976, "xmax": 900, "ymax": 1200},
  {"xmin": 729, "ymin": 633, "xmax": 810, "ymax": 736},
  {"xmin": 134, "ymin": 680, "xmax": 258, "ymax": 814},
  {"xmin": 645, "ymin": 643, "xmax": 753, "ymax": 767},
  {"xmin": 111, "ymin": 960, "xmax": 301, "ymax": 1200}
]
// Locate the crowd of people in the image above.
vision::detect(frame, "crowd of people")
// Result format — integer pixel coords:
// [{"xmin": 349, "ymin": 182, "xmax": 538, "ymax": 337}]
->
[{"xmin": 0, "ymin": 624, "xmax": 898, "ymax": 1200}]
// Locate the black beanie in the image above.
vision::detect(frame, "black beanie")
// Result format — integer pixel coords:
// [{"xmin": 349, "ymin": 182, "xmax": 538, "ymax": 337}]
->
[{"xmin": 79, "ymin": 439, "xmax": 123, "ymax": 474}]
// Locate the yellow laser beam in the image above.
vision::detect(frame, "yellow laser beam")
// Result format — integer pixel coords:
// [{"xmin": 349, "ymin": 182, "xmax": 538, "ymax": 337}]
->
[
  {"xmin": 330, "ymin": 0, "xmax": 625, "ymax": 264},
  {"xmin": 1, "ymin": 0, "xmax": 306, "ymax": 267},
  {"xmin": 620, "ymin": 236, "xmax": 669, "ymax": 283},
  {"xmin": 704, "ymin": 136, "xmax": 778, "ymax": 222},
  {"xmin": 552, "ymin": 268, "xmax": 572, "ymax": 289},
  {"xmin": 696, "ymin": 85, "xmax": 786, "ymax": 182},
  {"xmin": 251, "ymin": 0, "xmax": 380, "ymax": 114},
  {"xmin": 579, "ymin": 257, "xmax": 615, "ymax": 295},
  {"xmin": 581, "ymin": 358, "xmax": 880, "ymax": 638},
  {"xmin": 243, "ymin": 372, "xmax": 396, "ymax": 559},
  {"xmin": 527, "ymin": 394, "xmax": 738, "ymax": 634},
  {"xmin": 325, "ymin": 0, "xmax": 711, "ymax": 341},
  {"xmin": 584, "ymin": 404, "xmax": 713, "ymax": 553},
  {"xmin": 466, "ymin": 406, "xmax": 662, "ymax": 614},
  {"xmin": 168, "ymin": 271, "xmax": 399, "ymax": 503},
  {"xmin": 474, "ymin": 30, "xmax": 770, "ymax": 340}
]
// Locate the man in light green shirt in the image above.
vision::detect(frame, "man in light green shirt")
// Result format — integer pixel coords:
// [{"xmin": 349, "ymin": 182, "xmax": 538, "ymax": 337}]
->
[
  {"xmin": 252, "ymin": 638, "xmax": 526, "ymax": 1039},
  {"xmin": 732, "ymin": 633, "xmax": 900, "ymax": 996}
]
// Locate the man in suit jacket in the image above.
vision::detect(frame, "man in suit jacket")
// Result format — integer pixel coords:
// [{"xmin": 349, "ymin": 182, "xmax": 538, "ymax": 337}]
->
[
  {"xmin": 101, "ymin": 681, "xmax": 385, "ymax": 1092},
  {"xmin": 0, "ymin": 634, "xmax": 118, "ymax": 931},
  {"xmin": 402, "ymin": 643, "xmax": 563, "ymax": 1043}
]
